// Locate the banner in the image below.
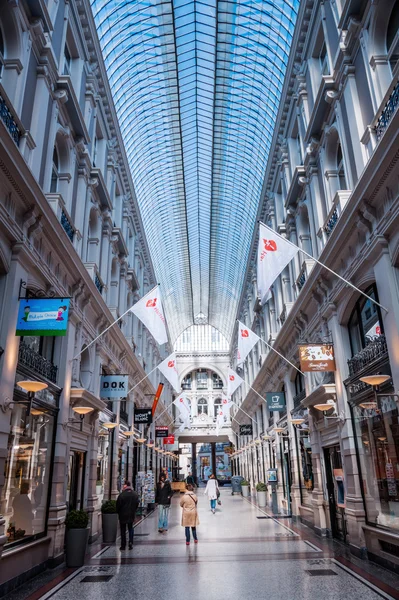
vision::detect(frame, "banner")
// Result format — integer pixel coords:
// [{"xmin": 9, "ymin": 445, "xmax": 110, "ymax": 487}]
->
[
  {"xmin": 100, "ymin": 375, "xmax": 129, "ymax": 398},
  {"xmin": 257, "ymin": 222, "xmax": 299, "ymax": 303},
  {"xmin": 134, "ymin": 408, "xmax": 152, "ymax": 424},
  {"xmin": 155, "ymin": 426, "xmax": 168, "ymax": 438},
  {"xmin": 239, "ymin": 424, "xmax": 253, "ymax": 436},
  {"xmin": 237, "ymin": 322, "xmax": 260, "ymax": 365},
  {"xmin": 129, "ymin": 286, "xmax": 168, "ymax": 345},
  {"xmin": 158, "ymin": 352, "xmax": 180, "ymax": 393},
  {"xmin": 173, "ymin": 393, "xmax": 191, "ymax": 418},
  {"xmin": 222, "ymin": 397, "xmax": 232, "ymax": 418},
  {"xmin": 151, "ymin": 383, "xmax": 164, "ymax": 415},
  {"xmin": 298, "ymin": 344, "xmax": 336, "ymax": 372},
  {"xmin": 266, "ymin": 392, "xmax": 286, "ymax": 411},
  {"xmin": 227, "ymin": 368, "xmax": 243, "ymax": 397},
  {"xmin": 16, "ymin": 298, "xmax": 70, "ymax": 336},
  {"xmin": 163, "ymin": 435, "xmax": 175, "ymax": 445},
  {"xmin": 216, "ymin": 409, "xmax": 224, "ymax": 436}
]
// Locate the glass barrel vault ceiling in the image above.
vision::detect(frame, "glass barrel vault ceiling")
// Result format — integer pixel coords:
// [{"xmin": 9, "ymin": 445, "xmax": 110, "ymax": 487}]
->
[{"xmin": 91, "ymin": 0, "xmax": 299, "ymax": 344}]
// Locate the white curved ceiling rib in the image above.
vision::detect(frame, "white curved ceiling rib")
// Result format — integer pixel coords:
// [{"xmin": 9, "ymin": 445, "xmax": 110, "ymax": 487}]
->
[{"xmin": 91, "ymin": 0, "xmax": 299, "ymax": 344}]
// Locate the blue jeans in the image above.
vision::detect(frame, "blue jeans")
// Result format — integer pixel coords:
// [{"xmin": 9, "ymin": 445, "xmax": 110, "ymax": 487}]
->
[
  {"xmin": 158, "ymin": 505, "xmax": 170, "ymax": 530},
  {"xmin": 210, "ymin": 499, "xmax": 216, "ymax": 510},
  {"xmin": 185, "ymin": 527, "xmax": 197, "ymax": 542}
]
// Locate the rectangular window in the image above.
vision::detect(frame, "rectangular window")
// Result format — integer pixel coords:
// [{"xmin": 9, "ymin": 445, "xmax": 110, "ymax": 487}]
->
[
  {"xmin": 2, "ymin": 403, "xmax": 55, "ymax": 547},
  {"xmin": 63, "ymin": 45, "xmax": 72, "ymax": 76},
  {"xmin": 319, "ymin": 43, "xmax": 329, "ymax": 75}
]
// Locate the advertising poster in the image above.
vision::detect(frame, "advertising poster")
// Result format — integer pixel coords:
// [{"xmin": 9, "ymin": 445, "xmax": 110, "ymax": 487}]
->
[
  {"xmin": 100, "ymin": 375, "xmax": 129, "ymax": 398},
  {"xmin": 16, "ymin": 298, "xmax": 70, "ymax": 336},
  {"xmin": 298, "ymin": 344, "xmax": 336, "ymax": 372}
]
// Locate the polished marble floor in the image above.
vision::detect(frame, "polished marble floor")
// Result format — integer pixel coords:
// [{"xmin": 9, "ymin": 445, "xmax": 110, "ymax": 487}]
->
[{"xmin": 7, "ymin": 490, "xmax": 399, "ymax": 600}]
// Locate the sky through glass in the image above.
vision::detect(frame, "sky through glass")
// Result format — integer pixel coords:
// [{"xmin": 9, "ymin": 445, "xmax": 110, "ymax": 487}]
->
[{"xmin": 91, "ymin": 0, "xmax": 299, "ymax": 344}]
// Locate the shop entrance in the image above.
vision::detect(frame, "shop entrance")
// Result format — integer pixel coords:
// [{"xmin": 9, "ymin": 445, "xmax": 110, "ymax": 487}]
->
[
  {"xmin": 67, "ymin": 451, "xmax": 86, "ymax": 511},
  {"xmin": 323, "ymin": 445, "xmax": 346, "ymax": 541}
]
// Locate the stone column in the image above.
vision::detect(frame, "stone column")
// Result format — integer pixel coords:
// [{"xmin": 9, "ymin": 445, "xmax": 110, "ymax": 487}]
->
[
  {"xmin": 211, "ymin": 442, "xmax": 216, "ymax": 476},
  {"xmin": 192, "ymin": 443, "xmax": 197, "ymax": 485}
]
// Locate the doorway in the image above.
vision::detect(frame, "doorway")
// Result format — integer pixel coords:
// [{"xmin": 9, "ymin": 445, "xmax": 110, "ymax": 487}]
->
[
  {"xmin": 323, "ymin": 445, "xmax": 346, "ymax": 541},
  {"xmin": 67, "ymin": 451, "xmax": 86, "ymax": 511}
]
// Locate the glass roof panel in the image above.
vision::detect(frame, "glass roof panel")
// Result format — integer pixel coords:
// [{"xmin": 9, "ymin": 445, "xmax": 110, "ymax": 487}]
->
[{"xmin": 91, "ymin": 0, "xmax": 299, "ymax": 344}]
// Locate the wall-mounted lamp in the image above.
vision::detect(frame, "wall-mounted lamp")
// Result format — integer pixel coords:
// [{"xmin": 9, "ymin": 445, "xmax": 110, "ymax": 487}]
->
[
  {"xmin": 63, "ymin": 406, "xmax": 94, "ymax": 431},
  {"xmin": 290, "ymin": 418, "xmax": 305, "ymax": 426},
  {"xmin": 359, "ymin": 374, "xmax": 391, "ymax": 386},
  {"xmin": 3, "ymin": 380, "xmax": 50, "ymax": 417}
]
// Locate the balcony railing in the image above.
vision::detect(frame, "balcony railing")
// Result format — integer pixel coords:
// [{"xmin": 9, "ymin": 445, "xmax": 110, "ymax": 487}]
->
[
  {"xmin": 347, "ymin": 335, "xmax": 388, "ymax": 377},
  {"xmin": 376, "ymin": 79, "xmax": 399, "ymax": 141},
  {"xmin": 18, "ymin": 341, "xmax": 58, "ymax": 383},
  {"xmin": 0, "ymin": 89, "xmax": 21, "ymax": 145},
  {"xmin": 61, "ymin": 210, "xmax": 75, "ymax": 242},
  {"xmin": 95, "ymin": 273, "xmax": 104, "ymax": 294},
  {"xmin": 293, "ymin": 389, "xmax": 306, "ymax": 409}
]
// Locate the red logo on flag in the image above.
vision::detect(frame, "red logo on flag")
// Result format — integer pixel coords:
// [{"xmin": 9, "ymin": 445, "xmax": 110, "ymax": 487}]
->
[
  {"xmin": 179, "ymin": 397, "xmax": 184, "ymax": 402},
  {"xmin": 263, "ymin": 239, "xmax": 277, "ymax": 252},
  {"xmin": 223, "ymin": 398, "xmax": 228, "ymax": 404},
  {"xmin": 168, "ymin": 361, "xmax": 175, "ymax": 368},
  {"xmin": 241, "ymin": 329, "xmax": 249, "ymax": 338},
  {"xmin": 376, "ymin": 326, "xmax": 381, "ymax": 335},
  {"xmin": 146, "ymin": 298, "xmax": 157, "ymax": 308},
  {"xmin": 229, "ymin": 375, "xmax": 234, "ymax": 381}
]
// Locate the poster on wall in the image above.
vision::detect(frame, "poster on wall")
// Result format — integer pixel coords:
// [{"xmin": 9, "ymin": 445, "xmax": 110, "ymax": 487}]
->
[
  {"xmin": 333, "ymin": 468, "xmax": 345, "ymax": 507},
  {"xmin": 298, "ymin": 344, "xmax": 336, "ymax": 372},
  {"xmin": 100, "ymin": 375, "xmax": 129, "ymax": 398},
  {"xmin": 16, "ymin": 298, "xmax": 70, "ymax": 336}
]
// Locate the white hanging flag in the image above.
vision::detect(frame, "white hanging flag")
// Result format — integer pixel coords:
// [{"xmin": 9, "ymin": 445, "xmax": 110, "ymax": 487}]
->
[
  {"xmin": 173, "ymin": 393, "xmax": 191, "ymax": 419},
  {"xmin": 237, "ymin": 321, "xmax": 260, "ymax": 365},
  {"xmin": 222, "ymin": 396, "xmax": 232, "ymax": 418},
  {"xmin": 227, "ymin": 368, "xmax": 243, "ymax": 397},
  {"xmin": 216, "ymin": 408, "xmax": 225, "ymax": 436},
  {"xmin": 129, "ymin": 285, "xmax": 168, "ymax": 345},
  {"xmin": 158, "ymin": 352, "xmax": 180, "ymax": 393},
  {"xmin": 257, "ymin": 222, "xmax": 299, "ymax": 303}
]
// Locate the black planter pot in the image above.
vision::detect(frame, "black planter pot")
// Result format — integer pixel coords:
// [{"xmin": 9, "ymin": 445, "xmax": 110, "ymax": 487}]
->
[
  {"xmin": 102, "ymin": 513, "xmax": 118, "ymax": 543},
  {"xmin": 65, "ymin": 528, "xmax": 90, "ymax": 567}
]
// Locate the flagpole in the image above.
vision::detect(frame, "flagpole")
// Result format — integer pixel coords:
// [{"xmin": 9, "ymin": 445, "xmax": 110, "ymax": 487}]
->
[
  {"xmin": 71, "ymin": 284, "xmax": 159, "ymax": 361},
  {"xmin": 243, "ymin": 381, "xmax": 268, "ymax": 404},
  {"xmin": 153, "ymin": 404, "xmax": 172, "ymax": 423},
  {"xmin": 230, "ymin": 400, "xmax": 257, "ymax": 425},
  {"xmin": 259, "ymin": 220, "xmax": 388, "ymax": 312},
  {"xmin": 127, "ymin": 364, "xmax": 159, "ymax": 394}
]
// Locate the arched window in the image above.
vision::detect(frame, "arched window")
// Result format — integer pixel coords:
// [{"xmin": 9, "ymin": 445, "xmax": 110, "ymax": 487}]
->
[
  {"xmin": 197, "ymin": 398, "xmax": 208, "ymax": 415},
  {"xmin": 348, "ymin": 285, "xmax": 383, "ymax": 356},
  {"xmin": 50, "ymin": 147, "xmax": 59, "ymax": 193},
  {"xmin": 387, "ymin": 1, "xmax": 399, "ymax": 73},
  {"xmin": 214, "ymin": 397, "xmax": 222, "ymax": 418},
  {"xmin": 182, "ymin": 373, "xmax": 192, "ymax": 390}
]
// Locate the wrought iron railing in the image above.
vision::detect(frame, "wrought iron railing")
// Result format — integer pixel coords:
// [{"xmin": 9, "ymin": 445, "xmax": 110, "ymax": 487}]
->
[
  {"xmin": 324, "ymin": 207, "xmax": 339, "ymax": 237},
  {"xmin": 0, "ymin": 90, "xmax": 20, "ymax": 145},
  {"xmin": 18, "ymin": 341, "xmax": 58, "ymax": 383},
  {"xmin": 293, "ymin": 389, "xmax": 306, "ymax": 409},
  {"xmin": 95, "ymin": 273, "xmax": 103, "ymax": 294},
  {"xmin": 347, "ymin": 335, "xmax": 388, "ymax": 377},
  {"xmin": 61, "ymin": 210, "xmax": 75, "ymax": 242},
  {"xmin": 297, "ymin": 270, "xmax": 306, "ymax": 291},
  {"xmin": 376, "ymin": 79, "xmax": 399, "ymax": 141}
]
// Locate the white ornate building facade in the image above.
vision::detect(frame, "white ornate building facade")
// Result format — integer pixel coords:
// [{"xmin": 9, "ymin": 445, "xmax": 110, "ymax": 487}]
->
[
  {"xmin": 0, "ymin": 0, "xmax": 174, "ymax": 593},
  {"xmin": 232, "ymin": 0, "xmax": 399, "ymax": 572}
]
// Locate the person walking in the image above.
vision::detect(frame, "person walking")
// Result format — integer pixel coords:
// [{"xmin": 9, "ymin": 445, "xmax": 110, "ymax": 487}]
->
[
  {"xmin": 204, "ymin": 473, "xmax": 219, "ymax": 514},
  {"xmin": 186, "ymin": 471, "xmax": 195, "ymax": 486},
  {"xmin": 156, "ymin": 473, "xmax": 173, "ymax": 533},
  {"xmin": 116, "ymin": 481, "xmax": 139, "ymax": 551},
  {"xmin": 180, "ymin": 484, "xmax": 199, "ymax": 545}
]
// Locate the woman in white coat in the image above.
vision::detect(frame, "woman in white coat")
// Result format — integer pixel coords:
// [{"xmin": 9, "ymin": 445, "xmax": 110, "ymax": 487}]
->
[{"xmin": 204, "ymin": 474, "xmax": 219, "ymax": 514}]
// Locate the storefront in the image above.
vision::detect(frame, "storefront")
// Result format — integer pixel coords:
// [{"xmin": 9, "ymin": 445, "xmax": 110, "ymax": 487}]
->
[{"xmin": 1, "ymin": 382, "xmax": 58, "ymax": 548}]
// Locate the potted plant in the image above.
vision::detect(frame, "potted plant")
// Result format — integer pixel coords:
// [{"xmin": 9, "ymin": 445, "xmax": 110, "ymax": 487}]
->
[
  {"xmin": 101, "ymin": 499, "xmax": 118, "ymax": 543},
  {"xmin": 241, "ymin": 480, "xmax": 250, "ymax": 497},
  {"xmin": 256, "ymin": 482, "xmax": 267, "ymax": 507},
  {"xmin": 65, "ymin": 510, "xmax": 89, "ymax": 567}
]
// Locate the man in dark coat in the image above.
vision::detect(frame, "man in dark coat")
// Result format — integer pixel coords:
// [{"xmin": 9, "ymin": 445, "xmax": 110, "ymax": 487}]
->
[{"xmin": 116, "ymin": 481, "xmax": 139, "ymax": 550}]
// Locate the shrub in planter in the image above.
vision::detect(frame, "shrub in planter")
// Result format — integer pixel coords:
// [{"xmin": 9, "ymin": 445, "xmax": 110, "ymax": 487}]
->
[
  {"xmin": 101, "ymin": 499, "xmax": 118, "ymax": 543},
  {"xmin": 256, "ymin": 482, "xmax": 267, "ymax": 507},
  {"xmin": 241, "ymin": 480, "xmax": 250, "ymax": 497},
  {"xmin": 65, "ymin": 510, "xmax": 89, "ymax": 568}
]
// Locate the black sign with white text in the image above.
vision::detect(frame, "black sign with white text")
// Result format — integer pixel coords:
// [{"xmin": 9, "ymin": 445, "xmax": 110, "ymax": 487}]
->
[
  {"xmin": 155, "ymin": 426, "xmax": 169, "ymax": 438},
  {"xmin": 134, "ymin": 408, "xmax": 152, "ymax": 424},
  {"xmin": 239, "ymin": 424, "xmax": 253, "ymax": 436}
]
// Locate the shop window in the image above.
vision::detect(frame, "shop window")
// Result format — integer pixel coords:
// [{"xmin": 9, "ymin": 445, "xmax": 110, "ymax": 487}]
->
[
  {"xmin": 1, "ymin": 402, "xmax": 55, "ymax": 547},
  {"xmin": 197, "ymin": 398, "xmax": 208, "ymax": 415},
  {"xmin": 348, "ymin": 285, "xmax": 383, "ymax": 356},
  {"xmin": 353, "ymin": 394, "xmax": 399, "ymax": 531},
  {"xmin": 387, "ymin": 1, "xmax": 399, "ymax": 73},
  {"xmin": 300, "ymin": 434, "xmax": 314, "ymax": 492}
]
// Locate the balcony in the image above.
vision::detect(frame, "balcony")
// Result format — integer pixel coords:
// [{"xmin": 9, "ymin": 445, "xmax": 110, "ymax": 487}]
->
[
  {"xmin": 279, "ymin": 302, "xmax": 294, "ymax": 326},
  {"xmin": 46, "ymin": 193, "xmax": 76, "ymax": 243},
  {"xmin": 0, "ymin": 86, "xmax": 22, "ymax": 145},
  {"xmin": 347, "ymin": 335, "xmax": 388, "ymax": 377},
  {"xmin": 61, "ymin": 210, "xmax": 75, "ymax": 242},
  {"xmin": 376, "ymin": 78, "xmax": 399, "ymax": 141},
  {"xmin": 56, "ymin": 76, "xmax": 90, "ymax": 143},
  {"xmin": 319, "ymin": 190, "xmax": 351, "ymax": 243},
  {"xmin": 90, "ymin": 168, "xmax": 113, "ymax": 211},
  {"xmin": 296, "ymin": 259, "xmax": 315, "ymax": 293},
  {"xmin": 85, "ymin": 262, "xmax": 105, "ymax": 295},
  {"xmin": 18, "ymin": 341, "xmax": 58, "ymax": 384}
]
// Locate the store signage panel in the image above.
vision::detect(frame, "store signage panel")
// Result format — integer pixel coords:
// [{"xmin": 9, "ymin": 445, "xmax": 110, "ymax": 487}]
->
[
  {"xmin": 298, "ymin": 344, "xmax": 336, "ymax": 372},
  {"xmin": 100, "ymin": 375, "xmax": 129, "ymax": 398},
  {"xmin": 239, "ymin": 424, "xmax": 253, "ymax": 436},
  {"xmin": 134, "ymin": 408, "xmax": 152, "ymax": 424},
  {"xmin": 16, "ymin": 298, "xmax": 71, "ymax": 336},
  {"xmin": 163, "ymin": 435, "xmax": 175, "ymax": 445},
  {"xmin": 266, "ymin": 392, "xmax": 286, "ymax": 411},
  {"xmin": 267, "ymin": 468, "xmax": 278, "ymax": 483},
  {"xmin": 155, "ymin": 426, "xmax": 168, "ymax": 438}
]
